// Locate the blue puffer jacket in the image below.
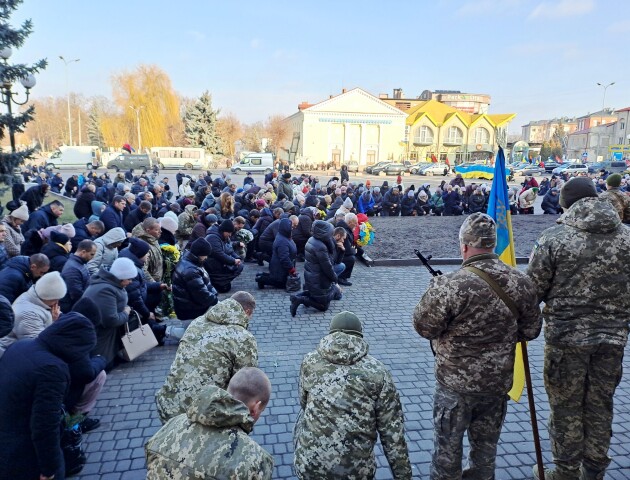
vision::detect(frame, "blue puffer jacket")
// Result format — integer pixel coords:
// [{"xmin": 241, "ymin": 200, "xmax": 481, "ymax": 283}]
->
[
  {"xmin": 99, "ymin": 204, "xmax": 124, "ymax": 232},
  {"xmin": 304, "ymin": 220, "xmax": 337, "ymax": 297},
  {"xmin": 60, "ymin": 254, "xmax": 90, "ymax": 313},
  {"xmin": 270, "ymin": 218, "xmax": 297, "ymax": 283},
  {"xmin": 23, "ymin": 204, "xmax": 58, "ymax": 234},
  {"xmin": 171, "ymin": 251, "xmax": 218, "ymax": 320},
  {"xmin": 0, "ymin": 256, "xmax": 34, "ymax": 303}
]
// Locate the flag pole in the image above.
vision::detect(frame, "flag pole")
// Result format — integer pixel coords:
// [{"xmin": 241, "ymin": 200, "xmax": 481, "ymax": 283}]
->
[{"xmin": 521, "ymin": 341, "xmax": 545, "ymax": 480}]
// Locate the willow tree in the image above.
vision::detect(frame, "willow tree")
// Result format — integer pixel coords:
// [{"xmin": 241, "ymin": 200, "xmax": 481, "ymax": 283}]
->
[{"xmin": 109, "ymin": 64, "xmax": 183, "ymax": 149}]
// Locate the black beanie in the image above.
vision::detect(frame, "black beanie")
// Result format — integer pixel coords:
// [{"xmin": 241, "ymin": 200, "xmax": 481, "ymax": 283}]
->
[
  {"xmin": 50, "ymin": 231, "xmax": 70, "ymax": 245},
  {"xmin": 128, "ymin": 237, "xmax": 151, "ymax": 259},
  {"xmin": 218, "ymin": 219, "xmax": 235, "ymax": 233},
  {"xmin": 559, "ymin": 177, "xmax": 598, "ymax": 209},
  {"xmin": 190, "ymin": 238, "xmax": 212, "ymax": 257}
]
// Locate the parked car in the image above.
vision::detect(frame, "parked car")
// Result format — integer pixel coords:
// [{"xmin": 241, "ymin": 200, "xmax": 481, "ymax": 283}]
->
[
  {"xmin": 106, "ymin": 154, "xmax": 152, "ymax": 172},
  {"xmin": 382, "ymin": 163, "xmax": 409, "ymax": 175},
  {"xmin": 409, "ymin": 162, "xmax": 432, "ymax": 174},
  {"xmin": 418, "ymin": 163, "xmax": 449, "ymax": 176},
  {"xmin": 588, "ymin": 161, "xmax": 628, "ymax": 174},
  {"xmin": 553, "ymin": 163, "xmax": 588, "ymax": 175},
  {"xmin": 346, "ymin": 160, "xmax": 359, "ymax": 173},
  {"xmin": 512, "ymin": 164, "xmax": 546, "ymax": 177},
  {"xmin": 365, "ymin": 161, "xmax": 392, "ymax": 174},
  {"xmin": 542, "ymin": 161, "xmax": 561, "ymax": 172}
]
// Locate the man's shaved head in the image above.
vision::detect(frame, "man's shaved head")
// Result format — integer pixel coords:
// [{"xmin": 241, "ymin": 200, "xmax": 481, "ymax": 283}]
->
[{"xmin": 228, "ymin": 367, "xmax": 271, "ymax": 408}]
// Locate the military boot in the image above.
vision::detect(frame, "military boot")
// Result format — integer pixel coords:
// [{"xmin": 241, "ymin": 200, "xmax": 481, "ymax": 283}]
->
[
  {"xmin": 580, "ymin": 465, "xmax": 605, "ymax": 480},
  {"xmin": 290, "ymin": 294, "xmax": 303, "ymax": 317},
  {"xmin": 533, "ymin": 465, "xmax": 576, "ymax": 480}
]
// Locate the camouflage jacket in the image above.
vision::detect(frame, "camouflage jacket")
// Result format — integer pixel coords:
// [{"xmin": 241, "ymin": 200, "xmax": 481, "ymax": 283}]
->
[
  {"xmin": 146, "ymin": 386, "xmax": 273, "ymax": 479},
  {"xmin": 414, "ymin": 253, "xmax": 541, "ymax": 395},
  {"xmin": 294, "ymin": 332, "xmax": 412, "ymax": 480},
  {"xmin": 178, "ymin": 204, "xmax": 198, "ymax": 238},
  {"xmin": 600, "ymin": 187, "xmax": 630, "ymax": 223},
  {"xmin": 527, "ymin": 197, "xmax": 630, "ymax": 347},
  {"xmin": 131, "ymin": 223, "xmax": 163, "ymax": 282},
  {"xmin": 156, "ymin": 298, "xmax": 258, "ymax": 423}
]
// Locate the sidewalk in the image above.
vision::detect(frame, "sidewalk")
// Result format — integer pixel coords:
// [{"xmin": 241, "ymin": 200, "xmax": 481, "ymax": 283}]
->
[{"xmin": 75, "ymin": 262, "xmax": 630, "ymax": 480}]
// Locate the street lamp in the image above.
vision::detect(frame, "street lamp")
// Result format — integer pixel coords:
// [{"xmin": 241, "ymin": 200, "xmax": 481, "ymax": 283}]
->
[
  {"xmin": 59, "ymin": 55, "xmax": 80, "ymax": 145},
  {"xmin": 596, "ymin": 81, "xmax": 615, "ymax": 112},
  {"xmin": 0, "ymin": 47, "xmax": 36, "ymax": 153},
  {"xmin": 129, "ymin": 105, "xmax": 144, "ymax": 152}
]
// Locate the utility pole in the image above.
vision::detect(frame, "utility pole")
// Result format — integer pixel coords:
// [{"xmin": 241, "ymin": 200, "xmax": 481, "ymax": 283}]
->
[
  {"xmin": 129, "ymin": 105, "xmax": 144, "ymax": 152},
  {"xmin": 59, "ymin": 55, "xmax": 80, "ymax": 145}
]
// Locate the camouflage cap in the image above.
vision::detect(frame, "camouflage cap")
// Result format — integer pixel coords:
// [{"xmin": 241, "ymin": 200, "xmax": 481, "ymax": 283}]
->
[
  {"xmin": 329, "ymin": 311, "xmax": 363, "ymax": 338},
  {"xmin": 459, "ymin": 212, "xmax": 496, "ymax": 248}
]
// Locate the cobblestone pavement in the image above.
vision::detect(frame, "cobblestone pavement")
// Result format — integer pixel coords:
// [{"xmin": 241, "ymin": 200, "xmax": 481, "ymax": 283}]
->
[{"xmin": 75, "ymin": 262, "xmax": 630, "ymax": 480}]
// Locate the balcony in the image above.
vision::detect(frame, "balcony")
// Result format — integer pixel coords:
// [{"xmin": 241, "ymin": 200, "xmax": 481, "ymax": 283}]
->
[
  {"xmin": 413, "ymin": 138, "xmax": 434, "ymax": 146},
  {"xmin": 443, "ymin": 137, "xmax": 464, "ymax": 146}
]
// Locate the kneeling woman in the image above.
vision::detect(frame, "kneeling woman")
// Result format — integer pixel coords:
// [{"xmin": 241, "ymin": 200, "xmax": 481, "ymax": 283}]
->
[{"xmin": 257, "ymin": 217, "xmax": 296, "ymax": 289}]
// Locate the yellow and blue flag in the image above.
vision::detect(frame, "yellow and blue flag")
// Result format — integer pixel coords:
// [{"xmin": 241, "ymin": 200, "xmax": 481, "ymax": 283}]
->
[{"xmin": 487, "ymin": 146, "xmax": 524, "ymax": 401}]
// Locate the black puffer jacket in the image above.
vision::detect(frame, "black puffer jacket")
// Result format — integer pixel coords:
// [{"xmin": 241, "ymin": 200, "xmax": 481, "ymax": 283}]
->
[
  {"xmin": 41, "ymin": 241, "xmax": 69, "ymax": 273},
  {"xmin": 172, "ymin": 251, "xmax": 218, "ymax": 320},
  {"xmin": 293, "ymin": 207, "xmax": 314, "ymax": 247},
  {"xmin": 118, "ymin": 247, "xmax": 162, "ymax": 321},
  {"xmin": 304, "ymin": 220, "xmax": 337, "ymax": 296}
]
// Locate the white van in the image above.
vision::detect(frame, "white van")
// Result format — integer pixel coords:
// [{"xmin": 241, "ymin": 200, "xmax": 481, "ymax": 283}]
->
[
  {"xmin": 230, "ymin": 153, "xmax": 274, "ymax": 174},
  {"xmin": 150, "ymin": 147, "xmax": 211, "ymax": 170},
  {"xmin": 46, "ymin": 146, "xmax": 100, "ymax": 170}
]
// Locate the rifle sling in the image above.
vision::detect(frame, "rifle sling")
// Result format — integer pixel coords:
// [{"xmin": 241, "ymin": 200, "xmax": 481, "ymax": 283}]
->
[{"xmin": 464, "ymin": 266, "xmax": 520, "ymax": 319}]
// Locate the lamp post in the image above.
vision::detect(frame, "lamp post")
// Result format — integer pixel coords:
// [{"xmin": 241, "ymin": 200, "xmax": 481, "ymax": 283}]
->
[
  {"xmin": 129, "ymin": 105, "xmax": 144, "ymax": 152},
  {"xmin": 59, "ymin": 55, "xmax": 80, "ymax": 145},
  {"xmin": 597, "ymin": 81, "xmax": 615, "ymax": 112},
  {"xmin": 0, "ymin": 46, "xmax": 36, "ymax": 153}
]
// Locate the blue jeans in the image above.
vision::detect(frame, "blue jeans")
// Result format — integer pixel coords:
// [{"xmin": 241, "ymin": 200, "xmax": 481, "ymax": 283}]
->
[{"xmin": 333, "ymin": 263, "xmax": 346, "ymax": 276}]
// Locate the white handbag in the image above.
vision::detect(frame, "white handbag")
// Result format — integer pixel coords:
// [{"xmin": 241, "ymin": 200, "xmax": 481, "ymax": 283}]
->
[{"xmin": 120, "ymin": 311, "xmax": 158, "ymax": 361}]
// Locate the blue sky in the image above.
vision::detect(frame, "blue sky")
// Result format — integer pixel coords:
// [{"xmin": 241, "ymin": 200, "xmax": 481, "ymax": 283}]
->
[{"xmin": 12, "ymin": 0, "xmax": 630, "ymax": 133}]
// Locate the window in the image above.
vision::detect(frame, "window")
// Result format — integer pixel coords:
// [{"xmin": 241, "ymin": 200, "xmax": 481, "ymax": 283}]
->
[
  {"xmin": 445, "ymin": 126, "xmax": 463, "ymax": 144},
  {"xmin": 473, "ymin": 127, "xmax": 490, "ymax": 144},
  {"xmin": 413, "ymin": 126, "xmax": 434, "ymax": 144},
  {"xmin": 367, "ymin": 150, "xmax": 376, "ymax": 163},
  {"xmin": 251, "ymin": 157, "xmax": 262, "ymax": 166},
  {"xmin": 621, "ymin": 121, "xmax": 625, "ymax": 130}
]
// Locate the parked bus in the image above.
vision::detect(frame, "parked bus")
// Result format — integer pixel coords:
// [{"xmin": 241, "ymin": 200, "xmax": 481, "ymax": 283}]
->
[{"xmin": 150, "ymin": 147, "xmax": 212, "ymax": 170}]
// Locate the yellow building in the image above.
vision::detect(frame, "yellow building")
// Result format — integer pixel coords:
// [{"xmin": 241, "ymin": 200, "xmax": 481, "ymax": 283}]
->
[
  {"xmin": 404, "ymin": 100, "xmax": 515, "ymax": 164},
  {"xmin": 283, "ymin": 88, "xmax": 407, "ymax": 168}
]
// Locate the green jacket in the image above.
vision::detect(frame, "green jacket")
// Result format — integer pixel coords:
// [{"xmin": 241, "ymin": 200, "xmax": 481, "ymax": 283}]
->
[
  {"xmin": 146, "ymin": 386, "xmax": 273, "ymax": 479},
  {"xmin": 156, "ymin": 298, "xmax": 258, "ymax": 423}
]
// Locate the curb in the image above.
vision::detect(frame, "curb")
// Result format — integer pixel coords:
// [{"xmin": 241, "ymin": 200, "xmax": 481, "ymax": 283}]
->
[{"xmin": 371, "ymin": 256, "xmax": 530, "ymax": 267}]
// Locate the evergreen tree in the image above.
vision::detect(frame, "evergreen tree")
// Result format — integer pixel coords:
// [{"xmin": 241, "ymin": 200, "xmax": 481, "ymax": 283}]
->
[
  {"xmin": 0, "ymin": 0, "xmax": 46, "ymax": 183},
  {"xmin": 184, "ymin": 91, "xmax": 222, "ymax": 154},
  {"xmin": 87, "ymin": 105, "xmax": 105, "ymax": 148}
]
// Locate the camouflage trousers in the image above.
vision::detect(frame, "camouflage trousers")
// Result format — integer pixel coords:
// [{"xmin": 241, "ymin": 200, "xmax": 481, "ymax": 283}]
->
[
  {"xmin": 431, "ymin": 383, "xmax": 507, "ymax": 480},
  {"xmin": 544, "ymin": 343, "xmax": 624, "ymax": 479}
]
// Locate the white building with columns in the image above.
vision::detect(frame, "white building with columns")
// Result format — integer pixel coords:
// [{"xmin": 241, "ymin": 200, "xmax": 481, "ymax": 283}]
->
[{"xmin": 282, "ymin": 88, "xmax": 407, "ymax": 168}]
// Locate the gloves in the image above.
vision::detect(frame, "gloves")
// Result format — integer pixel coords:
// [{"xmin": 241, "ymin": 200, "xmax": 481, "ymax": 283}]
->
[{"xmin": 289, "ymin": 267, "xmax": 297, "ymax": 276}]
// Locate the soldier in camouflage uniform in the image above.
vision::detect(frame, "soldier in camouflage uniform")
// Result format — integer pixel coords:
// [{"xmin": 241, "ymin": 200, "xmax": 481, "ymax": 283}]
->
[
  {"xmin": 413, "ymin": 212, "xmax": 541, "ymax": 480},
  {"xmin": 155, "ymin": 291, "xmax": 258, "ymax": 423},
  {"xmin": 146, "ymin": 367, "xmax": 273, "ymax": 479},
  {"xmin": 528, "ymin": 177, "xmax": 630, "ymax": 480},
  {"xmin": 599, "ymin": 173, "xmax": 630, "ymax": 223},
  {"xmin": 294, "ymin": 311, "xmax": 412, "ymax": 480}
]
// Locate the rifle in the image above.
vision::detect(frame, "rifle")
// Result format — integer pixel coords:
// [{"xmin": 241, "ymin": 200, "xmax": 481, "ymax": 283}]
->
[{"xmin": 414, "ymin": 249, "xmax": 442, "ymax": 276}]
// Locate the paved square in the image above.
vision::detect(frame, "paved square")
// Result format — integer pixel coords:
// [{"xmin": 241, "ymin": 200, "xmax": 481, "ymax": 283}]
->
[{"xmin": 75, "ymin": 262, "xmax": 630, "ymax": 479}]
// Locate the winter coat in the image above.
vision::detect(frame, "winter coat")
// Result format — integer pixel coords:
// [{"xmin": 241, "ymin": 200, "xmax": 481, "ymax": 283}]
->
[
  {"xmin": 372, "ymin": 192, "xmax": 383, "ymax": 207},
  {"xmin": 442, "ymin": 190, "xmax": 462, "ymax": 215},
  {"xmin": 71, "ymin": 218, "xmax": 94, "ymax": 252},
  {"xmin": 119, "ymin": 247, "xmax": 161, "ymax": 321},
  {"xmin": 336, "ymin": 220, "xmax": 357, "ymax": 259},
  {"xmin": 177, "ymin": 204, "xmax": 198, "ymax": 239},
  {"xmin": 19, "ymin": 185, "xmax": 47, "ymax": 213},
  {"xmin": 401, "ymin": 195, "xmax": 416, "ymax": 216},
  {"xmin": 156, "ymin": 298, "xmax": 258, "ymax": 422},
  {"xmin": 81, "ymin": 269, "xmax": 129, "ymax": 364},
  {"xmin": 304, "ymin": 221, "xmax": 337, "ymax": 297},
  {"xmin": 252, "ymin": 208, "xmax": 274, "ymax": 237},
  {"xmin": 200, "ymin": 193, "xmax": 216, "ymax": 210},
  {"xmin": 294, "ymin": 332, "xmax": 412, "ymax": 479},
  {"xmin": 131, "ymin": 223, "xmax": 163, "ymax": 282},
  {"xmin": 0, "ymin": 286, "xmax": 54, "ymax": 358},
  {"xmin": 60, "ymin": 254, "xmax": 90, "ymax": 312},
  {"xmin": 382, "ymin": 190, "xmax": 401, "ymax": 214},
  {"xmin": 293, "ymin": 208, "xmax": 314, "ymax": 248},
  {"xmin": 258, "ymin": 218, "xmax": 283, "ymax": 253},
  {"xmin": 276, "ymin": 178, "xmax": 294, "ymax": 200},
  {"xmin": 23, "ymin": 204, "xmax": 58, "ymax": 233},
  {"xmin": 87, "ymin": 227, "xmax": 126, "ymax": 275},
  {"xmin": 0, "ymin": 295, "xmax": 13, "ymax": 338},
  {"xmin": 2, "ymin": 216, "xmax": 25, "ymax": 258},
  {"xmin": 172, "ymin": 251, "xmax": 218, "ymax": 321},
  {"xmin": 0, "ymin": 313, "xmax": 96, "ymax": 480},
  {"xmin": 204, "ymin": 225, "xmax": 241, "ymax": 284},
  {"xmin": 0, "ymin": 255, "xmax": 35, "ymax": 303},
  {"xmin": 99, "ymin": 204, "xmax": 125, "ymax": 233},
  {"xmin": 468, "ymin": 193, "xmax": 486, "ymax": 214},
  {"xmin": 89, "ymin": 200, "xmax": 105, "ymax": 223},
  {"xmin": 73, "ymin": 187, "xmax": 95, "ymax": 220},
  {"xmin": 541, "ymin": 191, "xmax": 561, "ymax": 214},
  {"xmin": 123, "ymin": 207, "xmax": 150, "ymax": 232},
  {"xmin": 148, "ymin": 386, "xmax": 273, "ymax": 479},
  {"xmin": 429, "ymin": 193, "xmax": 444, "ymax": 209},
  {"xmin": 270, "ymin": 218, "xmax": 297, "ymax": 284},
  {"xmin": 357, "ymin": 193, "xmax": 375, "ymax": 214},
  {"xmin": 518, "ymin": 188, "xmax": 537, "ymax": 209},
  {"xmin": 41, "ymin": 241, "xmax": 70, "ymax": 273}
]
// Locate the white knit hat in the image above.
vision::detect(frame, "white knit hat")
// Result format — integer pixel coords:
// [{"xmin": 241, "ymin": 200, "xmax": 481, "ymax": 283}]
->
[
  {"xmin": 159, "ymin": 216, "xmax": 178, "ymax": 234},
  {"xmin": 109, "ymin": 258, "xmax": 138, "ymax": 280},
  {"xmin": 34, "ymin": 272, "xmax": 67, "ymax": 301},
  {"xmin": 164, "ymin": 211, "xmax": 179, "ymax": 224},
  {"xmin": 10, "ymin": 204, "xmax": 29, "ymax": 221}
]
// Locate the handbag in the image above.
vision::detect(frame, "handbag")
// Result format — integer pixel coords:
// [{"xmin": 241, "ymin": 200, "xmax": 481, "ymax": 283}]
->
[
  {"xmin": 286, "ymin": 273, "xmax": 301, "ymax": 293},
  {"xmin": 120, "ymin": 310, "xmax": 158, "ymax": 361}
]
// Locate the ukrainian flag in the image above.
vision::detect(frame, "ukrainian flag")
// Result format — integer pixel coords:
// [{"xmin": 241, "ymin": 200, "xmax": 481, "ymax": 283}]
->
[{"xmin": 487, "ymin": 146, "xmax": 524, "ymax": 402}]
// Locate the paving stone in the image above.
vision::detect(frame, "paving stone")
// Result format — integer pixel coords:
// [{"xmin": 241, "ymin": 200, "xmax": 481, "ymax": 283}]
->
[{"xmin": 73, "ymin": 263, "xmax": 630, "ymax": 480}]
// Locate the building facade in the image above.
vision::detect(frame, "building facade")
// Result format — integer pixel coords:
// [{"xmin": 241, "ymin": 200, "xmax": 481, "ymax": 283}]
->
[
  {"xmin": 380, "ymin": 89, "xmax": 491, "ymax": 114},
  {"xmin": 282, "ymin": 88, "xmax": 407, "ymax": 168},
  {"xmin": 609, "ymin": 107, "xmax": 630, "ymax": 161},
  {"xmin": 567, "ymin": 122, "xmax": 617, "ymax": 162},
  {"xmin": 521, "ymin": 118, "xmax": 578, "ymax": 143}
]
